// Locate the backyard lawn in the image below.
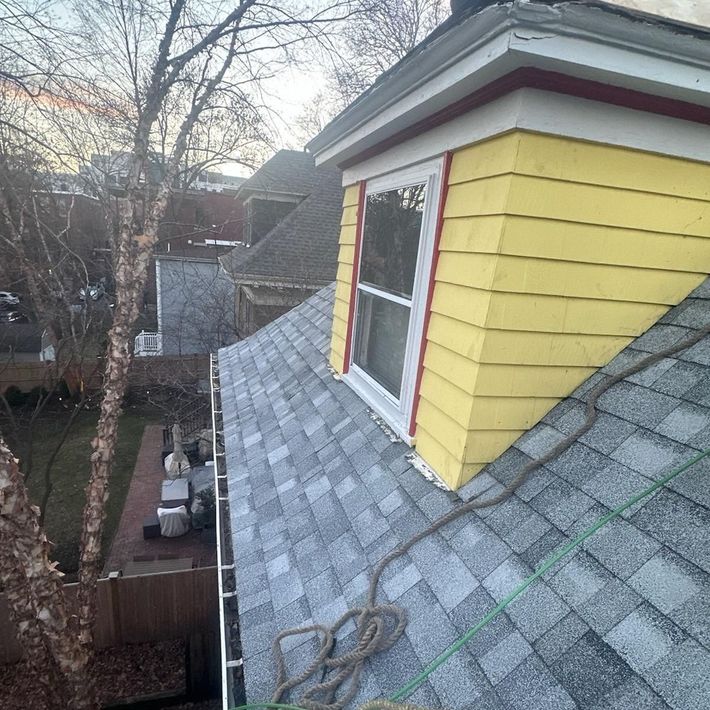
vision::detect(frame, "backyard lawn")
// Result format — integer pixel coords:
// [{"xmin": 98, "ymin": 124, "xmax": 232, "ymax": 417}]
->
[{"xmin": 24, "ymin": 410, "xmax": 152, "ymax": 580}]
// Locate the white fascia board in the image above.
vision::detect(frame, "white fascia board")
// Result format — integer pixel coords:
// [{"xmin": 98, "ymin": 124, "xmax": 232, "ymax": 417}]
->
[
  {"xmin": 313, "ymin": 0, "xmax": 710, "ymax": 170},
  {"xmin": 341, "ymin": 88, "xmax": 710, "ymax": 184}
]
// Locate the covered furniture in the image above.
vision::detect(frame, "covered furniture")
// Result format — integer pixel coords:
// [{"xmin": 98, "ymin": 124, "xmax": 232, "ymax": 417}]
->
[{"xmin": 157, "ymin": 505, "xmax": 190, "ymax": 537}]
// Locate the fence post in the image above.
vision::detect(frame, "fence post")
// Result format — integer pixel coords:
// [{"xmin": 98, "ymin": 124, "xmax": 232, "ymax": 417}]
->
[{"xmin": 106, "ymin": 571, "xmax": 124, "ymax": 646}]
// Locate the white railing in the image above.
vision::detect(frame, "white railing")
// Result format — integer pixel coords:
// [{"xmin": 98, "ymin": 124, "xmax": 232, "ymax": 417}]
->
[{"xmin": 134, "ymin": 330, "xmax": 163, "ymax": 356}]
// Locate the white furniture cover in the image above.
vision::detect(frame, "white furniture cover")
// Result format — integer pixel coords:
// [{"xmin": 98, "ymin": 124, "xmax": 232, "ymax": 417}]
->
[{"xmin": 157, "ymin": 505, "xmax": 190, "ymax": 537}]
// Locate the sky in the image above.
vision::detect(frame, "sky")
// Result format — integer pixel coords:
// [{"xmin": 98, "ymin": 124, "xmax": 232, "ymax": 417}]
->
[{"xmin": 45, "ymin": 0, "xmax": 710, "ymax": 180}]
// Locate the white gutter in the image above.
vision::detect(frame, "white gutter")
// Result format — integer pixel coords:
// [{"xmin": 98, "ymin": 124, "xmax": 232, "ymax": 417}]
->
[{"xmin": 210, "ymin": 353, "xmax": 238, "ymax": 710}]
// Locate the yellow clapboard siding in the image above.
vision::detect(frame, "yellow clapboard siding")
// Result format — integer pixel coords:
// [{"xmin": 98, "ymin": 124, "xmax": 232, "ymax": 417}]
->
[
  {"xmin": 463, "ymin": 429, "xmax": 525, "ymax": 464},
  {"xmin": 485, "ymin": 291, "xmax": 668, "ymax": 335},
  {"xmin": 448, "ymin": 133, "xmax": 520, "ymax": 185},
  {"xmin": 438, "ymin": 252, "xmax": 704, "ymax": 305},
  {"xmin": 499, "ymin": 216, "xmax": 710, "ymax": 273},
  {"xmin": 506, "ymin": 174, "xmax": 710, "ymax": 237},
  {"xmin": 327, "ymin": 133, "xmax": 710, "ymax": 490},
  {"xmin": 468, "ymin": 397, "xmax": 560, "ymax": 430},
  {"xmin": 339, "ymin": 244, "xmax": 355, "ymax": 266},
  {"xmin": 423, "ymin": 341, "xmax": 479, "ymax": 395},
  {"xmin": 419, "ymin": 370, "xmax": 474, "ymax": 430},
  {"xmin": 479, "ymin": 330, "xmax": 633, "ymax": 366},
  {"xmin": 341, "ymin": 205, "xmax": 358, "ymax": 226},
  {"xmin": 335, "ymin": 280, "xmax": 351, "ymax": 304},
  {"xmin": 336, "ymin": 262, "xmax": 354, "ymax": 284},
  {"xmin": 333, "ymin": 297, "xmax": 350, "ymax": 325},
  {"xmin": 443, "ymin": 175, "xmax": 513, "ymax": 219},
  {"xmin": 439, "ymin": 215, "xmax": 506, "ymax": 254},
  {"xmin": 430, "ymin": 283, "xmax": 492, "ymax": 328},
  {"xmin": 416, "ymin": 399, "xmax": 469, "ymax": 458},
  {"xmin": 516, "ymin": 132, "xmax": 710, "ymax": 201},
  {"xmin": 436, "ymin": 252, "xmax": 499, "ymax": 291},
  {"xmin": 433, "ymin": 283, "xmax": 667, "ymax": 334},
  {"xmin": 339, "ymin": 225, "xmax": 357, "ymax": 245},
  {"xmin": 427, "ymin": 313, "xmax": 487, "ymax": 362},
  {"xmin": 473, "ymin": 363, "xmax": 596, "ymax": 397},
  {"xmin": 415, "ymin": 426, "xmax": 466, "ymax": 489},
  {"xmin": 343, "ymin": 183, "xmax": 360, "ymax": 207}
]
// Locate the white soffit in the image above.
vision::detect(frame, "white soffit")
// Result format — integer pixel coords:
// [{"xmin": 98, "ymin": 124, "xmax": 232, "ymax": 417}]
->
[
  {"xmin": 340, "ymin": 88, "xmax": 710, "ymax": 185},
  {"xmin": 311, "ymin": 0, "xmax": 710, "ymax": 169}
]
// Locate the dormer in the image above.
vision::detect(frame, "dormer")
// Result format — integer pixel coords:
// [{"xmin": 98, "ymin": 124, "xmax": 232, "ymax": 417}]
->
[
  {"xmin": 237, "ymin": 150, "xmax": 319, "ymax": 245},
  {"xmin": 308, "ymin": 0, "xmax": 710, "ymax": 489}
]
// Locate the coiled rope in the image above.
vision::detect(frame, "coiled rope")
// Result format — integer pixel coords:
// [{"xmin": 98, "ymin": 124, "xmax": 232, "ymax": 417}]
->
[{"xmin": 268, "ymin": 319, "xmax": 710, "ymax": 710}]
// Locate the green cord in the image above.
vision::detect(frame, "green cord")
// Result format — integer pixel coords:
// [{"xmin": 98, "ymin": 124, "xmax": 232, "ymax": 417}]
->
[
  {"xmin": 231, "ymin": 446, "xmax": 710, "ymax": 710},
  {"xmin": 389, "ymin": 446, "xmax": 710, "ymax": 701}
]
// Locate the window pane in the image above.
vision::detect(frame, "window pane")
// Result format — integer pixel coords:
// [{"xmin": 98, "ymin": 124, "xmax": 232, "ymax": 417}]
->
[
  {"xmin": 353, "ymin": 291, "xmax": 410, "ymax": 398},
  {"xmin": 360, "ymin": 183, "xmax": 426, "ymax": 299}
]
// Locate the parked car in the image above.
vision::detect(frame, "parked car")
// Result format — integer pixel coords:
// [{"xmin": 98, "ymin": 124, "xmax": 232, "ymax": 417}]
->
[
  {"xmin": 0, "ymin": 310, "xmax": 28, "ymax": 323},
  {"xmin": 79, "ymin": 280, "xmax": 106, "ymax": 302},
  {"xmin": 0, "ymin": 291, "xmax": 20, "ymax": 307}
]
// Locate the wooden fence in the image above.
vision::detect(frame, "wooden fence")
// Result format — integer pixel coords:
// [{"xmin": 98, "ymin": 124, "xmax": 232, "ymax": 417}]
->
[
  {"xmin": 0, "ymin": 354, "xmax": 210, "ymax": 395},
  {"xmin": 0, "ymin": 566, "xmax": 218, "ymax": 665}
]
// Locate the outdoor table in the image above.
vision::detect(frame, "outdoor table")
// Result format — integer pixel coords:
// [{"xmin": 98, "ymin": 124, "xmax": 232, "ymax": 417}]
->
[{"xmin": 161, "ymin": 478, "xmax": 189, "ymax": 508}]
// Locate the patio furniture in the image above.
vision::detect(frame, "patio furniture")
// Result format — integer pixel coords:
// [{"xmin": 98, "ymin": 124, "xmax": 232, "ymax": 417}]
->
[
  {"xmin": 157, "ymin": 505, "xmax": 190, "ymax": 537},
  {"xmin": 142, "ymin": 514, "xmax": 161, "ymax": 540},
  {"xmin": 161, "ymin": 478, "xmax": 189, "ymax": 508}
]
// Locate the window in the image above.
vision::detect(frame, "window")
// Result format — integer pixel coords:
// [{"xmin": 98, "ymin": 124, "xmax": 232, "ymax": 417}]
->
[{"xmin": 345, "ymin": 159, "xmax": 443, "ymax": 441}]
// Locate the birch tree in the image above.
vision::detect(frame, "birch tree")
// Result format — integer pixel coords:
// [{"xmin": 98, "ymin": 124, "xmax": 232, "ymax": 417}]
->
[{"xmin": 1, "ymin": 1, "xmax": 355, "ymax": 707}]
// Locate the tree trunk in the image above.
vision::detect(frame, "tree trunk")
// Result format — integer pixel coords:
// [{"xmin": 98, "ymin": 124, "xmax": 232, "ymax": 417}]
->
[
  {"xmin": 76, "ymin": 209, "xmax": 167, "ymax": 663},
  {"xmin": 0, "ymin": 438, "xmax": 91, "ymax": 708}
]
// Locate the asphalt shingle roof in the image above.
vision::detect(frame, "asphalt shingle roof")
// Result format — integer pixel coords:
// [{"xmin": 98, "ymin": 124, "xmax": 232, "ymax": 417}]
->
[
  {"xmin": 218, "ymin": 281, "xmax": 710, "ymax": 709},
  {"xmin": 221, "ymin": 166, "xmax": 342, "ymax": 284},
  {"xmin": 239, "ymin": 150, "xmax": 322, "ymax": 197}
]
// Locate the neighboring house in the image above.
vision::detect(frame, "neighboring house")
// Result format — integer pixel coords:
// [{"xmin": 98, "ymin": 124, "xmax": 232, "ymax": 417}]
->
[
  {"xmin": 151, "ymin": 255, "xmax": 237, "ymax": 356},
  {"xmin": 0, "ymin": 324, "xmax": 54, "ymax": 362},
  {"xmin": 214, "ymin": 2, "xmax": 710, "ymax": 709},
  {"xmin": 220, "ymin": 151, "xmax": 343, "ymax": 338}
]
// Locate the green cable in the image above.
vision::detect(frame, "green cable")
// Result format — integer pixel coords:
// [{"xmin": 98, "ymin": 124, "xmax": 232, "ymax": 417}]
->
[
  {"xmin": 231, "ymin": 446, "xmax": 710, "ymax": 710},
  {"xmin": 389, "ymin": 446, "xmax": 710, "ymax": 701}
]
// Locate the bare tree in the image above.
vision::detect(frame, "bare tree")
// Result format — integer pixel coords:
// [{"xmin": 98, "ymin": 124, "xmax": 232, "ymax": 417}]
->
[
  {"xmin": 327, "ymin": 0, "xmax": 447, "ymax": 109},
  {"xmin": 0, "ymin": 1, "xmax": 357, "ymax": 707}
]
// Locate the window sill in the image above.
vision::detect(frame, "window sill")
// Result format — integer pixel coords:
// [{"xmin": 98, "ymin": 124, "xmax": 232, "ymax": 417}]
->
[{"xmin": 341, "ymin": 370, "xmax": 415, "ymax": 447}]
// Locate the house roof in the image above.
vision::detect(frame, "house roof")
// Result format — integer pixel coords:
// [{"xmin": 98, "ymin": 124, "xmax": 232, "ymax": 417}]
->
[
  {"xmin": 218, "ymin": 281, "xmax": 710, "ymax": 709},
  {"xmin": 239, "ymin": 150, "xmax": 323, "ymax": 198},
  {"xmin": 221, "ymin": 165, "xmax": 343, "ymax": 285},
  {"xmin": 307, "ymin": 1, "xmax": 710, "ymax": 169}
]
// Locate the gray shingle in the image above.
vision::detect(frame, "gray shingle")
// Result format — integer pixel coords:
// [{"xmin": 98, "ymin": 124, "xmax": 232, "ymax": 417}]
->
[
  {"xmin": 604, "ymin": 603, "xmax": 684, "ymax": 674},
  {"xmin": 219, "ymin": 284, "xmax": 710, "ymax": 710},
  {"xmin": 551, "ymin": 631, "xmax": 634, "ymax": 706},
  {"xmin": 628, "ymin": 548, "xmax": 702, "ymax": 615},
  {"xmin": 646, "ymin": 638, "xmax": 710, "ymax": 710},
  {"xmin": 479, "ymin": 630, "xmax": 533, "ymax": 685},
  {"xmin": 632, "ymin": 489, "xmax": 710, "ymax": 573}
]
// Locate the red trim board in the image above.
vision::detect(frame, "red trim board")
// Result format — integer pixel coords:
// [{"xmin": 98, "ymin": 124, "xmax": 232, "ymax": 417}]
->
[
  {"xmin": 339, "ymin": 67, "xmax": 710, "ymax": 170},
  {"xmin": 342, "ymin": 181, "xmax": 366, "ymax": 374}
]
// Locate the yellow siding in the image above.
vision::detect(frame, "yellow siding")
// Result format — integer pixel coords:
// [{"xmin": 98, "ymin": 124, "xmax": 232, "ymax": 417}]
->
[
  {"xmin": 330, "ymin": 183, "xmax": 360, "ymax": 371},
  {"xmin": 412, "ymin": 131, "xmax": 710, "ymax": 489}
]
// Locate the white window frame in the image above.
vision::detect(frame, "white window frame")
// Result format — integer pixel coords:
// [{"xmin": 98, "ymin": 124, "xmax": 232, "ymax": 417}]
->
[{"xmin": 344, "ymin": 157, "xmax": 444, "ymax": 444}]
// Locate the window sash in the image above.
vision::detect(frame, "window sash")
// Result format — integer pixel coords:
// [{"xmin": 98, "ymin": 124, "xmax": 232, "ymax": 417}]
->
[{"xmin": 344, "ymin": 157, "xmax": 444, "ymax": 442}]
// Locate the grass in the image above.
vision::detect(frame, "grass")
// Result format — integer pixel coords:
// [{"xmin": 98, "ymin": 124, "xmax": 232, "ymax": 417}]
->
[{"xmin": 24, "ymin": 409, "xmax": 153, "ymax": 580}]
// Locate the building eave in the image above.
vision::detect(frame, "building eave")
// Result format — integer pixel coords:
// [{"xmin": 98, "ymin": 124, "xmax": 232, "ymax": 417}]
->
[{"xmin": 308, "ymin": 0, "xmax": 710, "ymax": 171}]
